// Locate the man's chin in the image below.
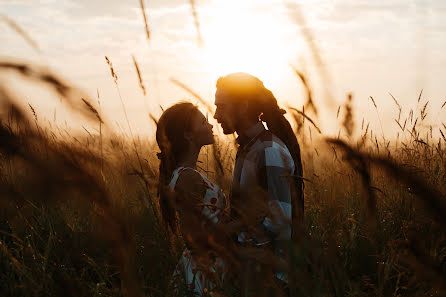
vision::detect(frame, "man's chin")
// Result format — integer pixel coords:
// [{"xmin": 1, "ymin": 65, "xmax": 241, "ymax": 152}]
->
[{"xmin": 221, "ymin": 125, "xmax": 235, "ymax": 135}]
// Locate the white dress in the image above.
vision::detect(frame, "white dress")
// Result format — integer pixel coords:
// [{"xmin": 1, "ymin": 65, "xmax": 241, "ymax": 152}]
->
[{"xmin": 169, "ymin": 167, "xmax": 227, "ymax": 296}]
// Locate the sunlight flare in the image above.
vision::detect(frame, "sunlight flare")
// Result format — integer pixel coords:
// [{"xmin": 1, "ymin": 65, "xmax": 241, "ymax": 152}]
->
[{"xmin": 201, "ymin": 2, "xmax": 299, "ymax": 88}]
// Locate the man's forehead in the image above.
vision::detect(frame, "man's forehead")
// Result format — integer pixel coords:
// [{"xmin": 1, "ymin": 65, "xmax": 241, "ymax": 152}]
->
[{"xmin": 215, "ymin": 88, "xmax": 230, "ymax": 104}]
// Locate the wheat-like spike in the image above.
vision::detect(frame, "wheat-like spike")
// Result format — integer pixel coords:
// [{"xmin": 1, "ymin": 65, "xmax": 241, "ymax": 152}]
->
[
  {"xmin": 369, "ymin": 96, "xmax": 377, "ymax": 108},
  {"xmin": 412, "ymin": 118, "xmax": 418, "ymax": 131},
  {"xmin": 1, "ymin": 14, "xmax": 40, "ymax": 52},
  {"xmin": 364, "ymin": 122, "xmax": 369, "ymax": 139},
  {"xmin": 417, "ymin": 89, "xmax": 423, "ymax": 103},
  {"xmin": 421, "ymin": 101, "xmax": 428, "ymax": 120},
  {"xmin": 81, "ymin": 98, "xmax": 103, "ymax": 123},
  {"xmin": 389, "ymin": 92, "xmax": 402, "ymax": 111},
  {"xmin": 287, "ymin": 106, "xmax": 322, "ymax": 134},
  {"xmin": 105, "ymin": 56, "xmax": 118, "ymax": 83},
  {"xmin": 189, "ymin": 0, "xmax": 203, "ymax": 46},
  {"xmin": 28, "ymin": 103, "xmax": 37, "ymax": 122},
  {"xmin": 132, "ymin": 55, "xmax": 146, "ymax": 96},
  {"xmin": 139, "ymin": 0, "xmax": 150, "ymax": 40},
  {"xmin": 290, "ymin": 65, "xmax": 318, "ymax": 116}
]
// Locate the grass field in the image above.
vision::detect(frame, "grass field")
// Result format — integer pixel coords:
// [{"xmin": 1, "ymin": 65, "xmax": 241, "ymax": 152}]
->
[{"xmin": 0, "ymin": 62, "xmax": 444, "ymax": 297}]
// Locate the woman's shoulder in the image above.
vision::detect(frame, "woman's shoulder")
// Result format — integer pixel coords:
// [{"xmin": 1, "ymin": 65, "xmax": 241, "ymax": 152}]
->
[{"xmin": 175, "ymin": 167, "xmax": 206, "ymax": 195}]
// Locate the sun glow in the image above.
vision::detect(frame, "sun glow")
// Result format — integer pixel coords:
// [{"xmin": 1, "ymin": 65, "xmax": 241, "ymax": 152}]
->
[{"xmin": 201, "ymin": 1, "xmax": 299, "ymax": 88}]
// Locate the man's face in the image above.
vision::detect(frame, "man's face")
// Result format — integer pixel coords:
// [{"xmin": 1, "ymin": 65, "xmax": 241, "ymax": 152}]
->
[{"xmin": 214, "ymin": 88, "xmax": 239, "ymax": 134}]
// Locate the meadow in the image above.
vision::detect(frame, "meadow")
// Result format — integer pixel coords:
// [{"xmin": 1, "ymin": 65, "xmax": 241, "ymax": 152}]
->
[{"xmin": 1, "ymin": 4, "xmax": 446, "ymax": 296}]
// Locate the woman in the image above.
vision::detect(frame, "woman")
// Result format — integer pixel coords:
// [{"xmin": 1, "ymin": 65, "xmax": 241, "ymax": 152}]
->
[{"xmin": 156, "ymin": 102, "xmax": 228, "ymax": 295}]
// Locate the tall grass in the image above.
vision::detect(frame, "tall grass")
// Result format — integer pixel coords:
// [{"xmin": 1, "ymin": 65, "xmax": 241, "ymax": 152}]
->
[{"xmin": 0, "ymin": 60, "xmax": 444, "ymax": 296}]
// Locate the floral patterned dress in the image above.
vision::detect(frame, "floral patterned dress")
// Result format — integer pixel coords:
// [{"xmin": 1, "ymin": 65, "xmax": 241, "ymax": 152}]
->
[{"xmin": 168, "ymin": 167, "xmax": 228, "ymax": 296}]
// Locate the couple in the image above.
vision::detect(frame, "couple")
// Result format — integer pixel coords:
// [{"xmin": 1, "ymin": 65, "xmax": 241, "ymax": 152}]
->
[{"xmin": 156, "ymin": 73, "xmax": 304, "ymax": 296}]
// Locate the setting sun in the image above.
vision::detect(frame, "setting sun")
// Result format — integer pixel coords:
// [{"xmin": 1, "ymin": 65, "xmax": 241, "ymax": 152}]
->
[{"xmin": 201, "ymin": 2, "xmax": 299, "ymax": 87}]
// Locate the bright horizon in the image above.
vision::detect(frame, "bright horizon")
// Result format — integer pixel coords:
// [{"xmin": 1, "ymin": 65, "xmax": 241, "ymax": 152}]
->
[{"xmin": 1, "ymin": 0, "xmax": 445, "ymax": 140}]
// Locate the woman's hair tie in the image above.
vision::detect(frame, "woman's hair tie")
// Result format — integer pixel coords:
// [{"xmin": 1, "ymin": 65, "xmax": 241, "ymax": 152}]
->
[{"xmin": 156, "ymin": 152, "xmax": 164, "ymax": 160}]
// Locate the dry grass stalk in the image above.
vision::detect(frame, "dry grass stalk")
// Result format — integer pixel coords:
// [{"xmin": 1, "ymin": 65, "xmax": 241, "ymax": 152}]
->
[
  {"xmin": 389, "ymin": 92, "xmax": 402, "ymax": 121},
  {"xmin": 28, "ymin": 103, "xmax": 37, "ymax": 122},
  {"xmin": 81, "ymin": 98, "xmax": 103, "ymax": 124},
  {"xmin": 440, "ymin": 129, "xmax": 446, "ymax": 142},
  {"xmin": 342, "ymin": 93, "xmax": 354, "ymax": 138},
  {"xmin": 389, "ymin": 92, "xmax": 402, "ymax": 111},
  {"xmin": 287, "ymin": 106, "xmax": 322, "ymax": 134},
  {"xmin": 395, "ymin": 119, "xmax": 404, "ymax": 132},
  {"xmin": 105, "ymin": 56, "xmax": 118, "ymax": 83},
  {"xmin": 1, "ymin": 14, "xmax": 40, "ymax": 52},
  {"xmin": 189, "ymin": 0, "xmax": 203, "ymax": 46},
  {"xmin": 421, "ymin": 101, "xmax": 429, "ymax": 120},
  {"xmin": 327, "ymin": 139, "xmax": 377, "ymax": 233},
  {"xmin": 412, "ymin": 118, "xmax": 418, "ymax": 135},
  {"xmin": 286, "ymin": 3, "xmax": 335, "ymax": 111},
  {"xmin": 363, "ymin": 122, "xmax": 369, "ymax": 139},
  {"xmin": 441, "ymin": 100, "xmax": 446, "ymax": 109},
  {"xmin": 104, "ymin": 56, "xmax": 154, "ymax": 198},
  {"xmin": 170, "ymin": 78, "xmax": 213, "ymax": 113},
  {"xmin": 336, "ymin": 105, "xmax": 340, "ymax": 119},
  {"xmin": 417, "ymin": 89, "xmax": 423, "ymax": 103},
  {"xmin": 0, "ymin": 61, "xmax": 102, "ymax": 124},
  {"xmin": 139, "ymin": 0, "xmax": 150, "ymax": 40},
  {"xmin": 132, "ymin": 55, "xmax": 146, "ymax": 96},
  {"xmin": 369, "ymin": 96, "xmax": 377, "ymax": 108},
  {"xmin": 290, "ymin": 65, "xmax": 318, "ymax": 116},
  {"xmin": 342, "ymin": 140, "xmax": 446, "ymax": 224}
]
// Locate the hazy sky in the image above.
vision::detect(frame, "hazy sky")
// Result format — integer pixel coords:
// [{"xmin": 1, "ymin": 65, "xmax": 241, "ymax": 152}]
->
[{"xmin": 1, "ymin": 0, "xmax": 445, "ymax": 138}]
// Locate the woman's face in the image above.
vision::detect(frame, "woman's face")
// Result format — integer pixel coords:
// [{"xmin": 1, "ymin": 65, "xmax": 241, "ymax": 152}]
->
[{"xmin": 190, "ymin": 110, "xmax": 214, "ymax": 146}]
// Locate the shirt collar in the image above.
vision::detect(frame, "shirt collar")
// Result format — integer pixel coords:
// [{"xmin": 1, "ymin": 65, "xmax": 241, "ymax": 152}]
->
[{"xmin": 236, "ymin": 122, "xmax": 266, "ymax": 147}]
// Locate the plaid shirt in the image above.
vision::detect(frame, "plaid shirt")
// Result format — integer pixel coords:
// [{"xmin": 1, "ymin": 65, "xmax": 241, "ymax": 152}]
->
[{"xmin": 231, "ymin": 122, "xmax": 295, "ymax": 245}]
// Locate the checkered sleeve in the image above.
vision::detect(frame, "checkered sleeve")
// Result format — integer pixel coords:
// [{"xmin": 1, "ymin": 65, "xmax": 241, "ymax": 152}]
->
[{"xmin": 258, "ymin": 140, "xmax": 295, "ymax": 240}]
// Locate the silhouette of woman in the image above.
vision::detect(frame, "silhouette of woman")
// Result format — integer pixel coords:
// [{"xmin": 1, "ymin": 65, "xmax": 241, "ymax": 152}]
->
[{"xmin": 156, "ymin": 102, "xmax": 228, "ymax": 295}]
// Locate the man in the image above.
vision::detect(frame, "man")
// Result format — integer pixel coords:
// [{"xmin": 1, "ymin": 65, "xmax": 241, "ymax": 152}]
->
[{"xmin": 214, "ymin": 73, "xmax": 304, "ymax": 295}]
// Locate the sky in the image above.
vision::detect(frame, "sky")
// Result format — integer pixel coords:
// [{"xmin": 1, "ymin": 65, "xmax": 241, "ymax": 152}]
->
[{"xmin": 1, "ymin": 0, "xmax": 445, "ymax": 139}]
